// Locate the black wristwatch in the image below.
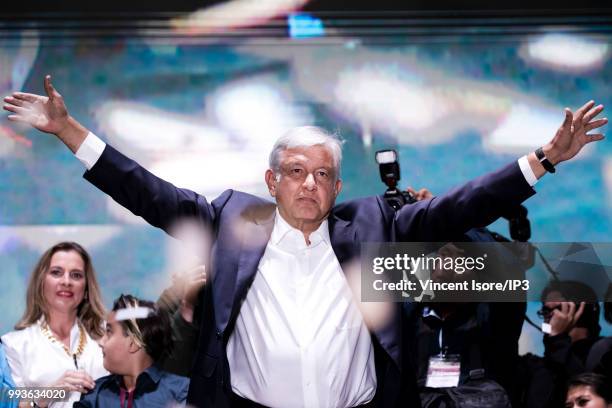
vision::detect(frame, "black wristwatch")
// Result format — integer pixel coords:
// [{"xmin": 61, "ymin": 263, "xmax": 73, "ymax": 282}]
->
[{"xmin": 535, "ymin": 147, "xmax": 556, "ymax": 173}]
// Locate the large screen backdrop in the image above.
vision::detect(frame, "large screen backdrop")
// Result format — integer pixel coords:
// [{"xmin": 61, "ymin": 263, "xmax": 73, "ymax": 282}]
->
[{"xmin": 1, "ymin": 16, "xmax": 611, "ymax": 355}]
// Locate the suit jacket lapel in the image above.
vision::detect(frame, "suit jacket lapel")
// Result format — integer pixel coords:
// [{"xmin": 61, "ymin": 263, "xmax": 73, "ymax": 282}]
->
[
  {"xmin": 329, "ymin": 213, "xmax": 402, "ymax": 369},
  {"xmin": 329, "ymin": 214, "xmax": 359, "ymax": 265},
  {"xmin": 221, "ymin": 205, "xmax": 275, "ymax": 333}
]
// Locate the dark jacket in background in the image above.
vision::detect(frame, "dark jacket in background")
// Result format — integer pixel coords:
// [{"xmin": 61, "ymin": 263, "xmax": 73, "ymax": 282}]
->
[{"xmin": 518, "ymin": 334, "xmax": 600, "ymax": 408}]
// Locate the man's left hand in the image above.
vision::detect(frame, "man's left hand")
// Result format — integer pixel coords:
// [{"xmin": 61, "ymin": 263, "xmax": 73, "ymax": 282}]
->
[{"xmin": 543, "ymin": 100, "xmax": 607, "ymax": 165}]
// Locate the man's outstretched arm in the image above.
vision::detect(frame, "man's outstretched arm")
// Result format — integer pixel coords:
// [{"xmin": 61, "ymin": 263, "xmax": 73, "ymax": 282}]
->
[
  {"xmin": 3, "ymin": 75, "xmax": 226, "ymax": 234},
  {"xmin": 392, "ymin": 100, "xmax": 607, "ymax": 242}
]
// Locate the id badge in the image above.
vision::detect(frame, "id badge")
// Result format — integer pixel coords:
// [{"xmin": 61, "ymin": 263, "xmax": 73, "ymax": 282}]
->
[{"xmin": 425, "ymin": 354, "xmax": 461, "ymax": 388}]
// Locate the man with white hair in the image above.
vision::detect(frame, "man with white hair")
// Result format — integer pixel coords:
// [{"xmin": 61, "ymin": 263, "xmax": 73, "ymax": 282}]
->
[{"xmin": 3, "ymin": 75, "xmax": 607, "ymax": 408}]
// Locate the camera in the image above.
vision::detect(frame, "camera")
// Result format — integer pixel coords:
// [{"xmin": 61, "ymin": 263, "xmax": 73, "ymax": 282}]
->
[{"xmin": 375, "ymin": 149, "xmax": 417, "ymax": 211}]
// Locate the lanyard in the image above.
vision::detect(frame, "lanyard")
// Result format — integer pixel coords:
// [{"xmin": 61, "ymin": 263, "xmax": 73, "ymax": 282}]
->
[{"xmin": 120, "ymin": 388, "xmax": 134, "ymax": 408}]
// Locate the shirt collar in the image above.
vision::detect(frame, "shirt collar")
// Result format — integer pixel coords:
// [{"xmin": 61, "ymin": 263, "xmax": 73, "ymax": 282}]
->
[
  {"xmin": 141, "ymin": 364, "xmax": 163, "ymax": 384},
  {"xmin": 270, "ymin": 209, "xmax": 330, "ymax": 247},
  {"xmin": 113, "ymin": 364, "xmax": 163, "ymax": 389}
]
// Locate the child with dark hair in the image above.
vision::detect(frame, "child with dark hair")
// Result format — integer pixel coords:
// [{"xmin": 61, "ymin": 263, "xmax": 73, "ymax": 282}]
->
[
  {"xmin": 520, "ymin": 281, "xmax": 603, "ymax": 407},
  {"xmin": 565, "ymin": 373, "xmax": 612, "ymax": 408},
  {"xmin": 75, "ymin": 294, "xmax": 189, "ymax": 407}
]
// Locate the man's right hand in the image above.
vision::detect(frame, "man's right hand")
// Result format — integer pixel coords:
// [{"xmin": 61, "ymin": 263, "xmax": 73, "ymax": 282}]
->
[
  {"xmin": 406, "ymin": 186, "xmax": 434, "ymax": 201},
  {"xmin": 549, "ymin": 301, "xmax": 585, "ymax": 336},
  {"xmin": 3, "ymin": 75, "xmax": 88, "ymax": 153}
]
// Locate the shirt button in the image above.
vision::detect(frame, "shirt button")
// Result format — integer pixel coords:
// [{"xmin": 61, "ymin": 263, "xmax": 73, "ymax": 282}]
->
[{"xmin": 216, "ymin": 330, "xmax": 223, "ymax": 339}]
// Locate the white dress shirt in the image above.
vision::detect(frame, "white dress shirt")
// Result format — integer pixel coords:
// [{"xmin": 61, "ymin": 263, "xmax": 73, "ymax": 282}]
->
[
  {"xmin": 227, "ymin": 211, "xmax": 377, "ymax": 408},
  {"xmin": 1, "ymin": 319, "xmax": 108, "ymax": 408}
]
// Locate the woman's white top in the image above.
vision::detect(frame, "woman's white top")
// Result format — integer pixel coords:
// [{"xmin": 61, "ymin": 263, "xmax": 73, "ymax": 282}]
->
[{"xmin": 1, "ymin": 319, "xmax": 108, "ymax": 407}]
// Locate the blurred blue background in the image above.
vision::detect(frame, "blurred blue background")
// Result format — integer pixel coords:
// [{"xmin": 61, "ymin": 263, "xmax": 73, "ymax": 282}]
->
[{"xmin": 0, "ymin": 15, "xmax": 610, "ymax": 355}]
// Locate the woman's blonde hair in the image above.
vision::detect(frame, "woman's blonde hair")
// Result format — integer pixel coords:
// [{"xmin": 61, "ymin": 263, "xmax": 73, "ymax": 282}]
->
[{"xmin": 15, "ymin": 241, "xmax": 106, "ymax": 339}]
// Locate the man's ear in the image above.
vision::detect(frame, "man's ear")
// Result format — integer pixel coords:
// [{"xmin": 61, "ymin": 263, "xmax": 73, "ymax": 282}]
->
[
  {"xmin": 265, "ymin": 169, "xmax": 277, "ymax": 197},
  {"xmin": 334, "ymin": 179, "xmax": 343, "ymax": 198}
]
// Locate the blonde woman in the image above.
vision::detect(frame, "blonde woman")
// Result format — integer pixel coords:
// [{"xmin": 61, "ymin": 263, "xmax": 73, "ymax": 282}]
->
[{"xmin": 1, "ymin": 242, "xmax": 108, "ymax": 407}]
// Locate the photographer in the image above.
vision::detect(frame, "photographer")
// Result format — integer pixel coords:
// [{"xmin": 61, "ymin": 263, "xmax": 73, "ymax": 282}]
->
[{"xmin": 519, "ymin": 281, "xmax": 602, "ymax": 408}]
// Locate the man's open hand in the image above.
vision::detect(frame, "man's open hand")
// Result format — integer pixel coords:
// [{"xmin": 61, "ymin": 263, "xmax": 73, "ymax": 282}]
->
[
  {"xmin": 4, "ymin": 75, "xmax": 69, "ymax": 134},
  {"xmin": 3, "ymin": 75, "xmax": 88, "ymax": 152},
  {"xmin": 544, "ymin": 101, "xmax": 607, "ymax": 165}
]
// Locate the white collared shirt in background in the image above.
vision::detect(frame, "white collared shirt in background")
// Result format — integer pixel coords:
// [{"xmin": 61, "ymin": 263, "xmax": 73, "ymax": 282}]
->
[{"xmin": 2, "ymin": 319, "xmax": 108, "ymax": 408}]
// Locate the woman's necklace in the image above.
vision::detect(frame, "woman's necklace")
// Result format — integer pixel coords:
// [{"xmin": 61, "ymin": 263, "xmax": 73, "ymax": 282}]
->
[{"xmin": 41, "ymin": 320, "xmax": 87, "ymax": 365}]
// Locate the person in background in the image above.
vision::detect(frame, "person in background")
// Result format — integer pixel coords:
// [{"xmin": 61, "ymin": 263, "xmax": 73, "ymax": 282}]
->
[
  {"xmin": 540, "ymin": 281, "xmax": 601, "ymax": 373},
  {"xmin": 75, "ymin": 294, "xmax": 189, "ymax": 407},
  {"xmin": 565, "ymin": 373, "xmax": 612, "ymax": 408},
  {"xmin": 585, "ymin": 284, "xmax": 612, "ymax": 385},
  {"xmin": 157, "ymin": 265, "xmax": 206, "ymax": 377},
  {"xmin": 1, "ymin": 242, "xmax": 108, "ymax": 407},
  {"xmin": 520, "ymin": 281, "xmax": 602, "ymax": 408},
  {"xmin": 1, "ymin": 340, "xmax": 18, "ymax": 408}
]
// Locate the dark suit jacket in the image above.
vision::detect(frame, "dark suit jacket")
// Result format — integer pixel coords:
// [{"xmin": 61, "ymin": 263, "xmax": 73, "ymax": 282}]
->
[{"xmin": 83, "ymin": 145, "xmax": 535, "ymax": 408}]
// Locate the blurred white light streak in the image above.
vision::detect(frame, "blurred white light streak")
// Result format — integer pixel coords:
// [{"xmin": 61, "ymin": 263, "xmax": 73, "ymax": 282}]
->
[
  {"xmin": 96, "ymin": 102, "xmax": 230, "ymax": 154},
  {"xmin": 171, "ymin": 0, "xmax": 309, "ymax": 34},
  {"xmin": 486, "ymin": 104, "xmax": 561, "ymax": 153},
  {"xmin": 334, "ymin": 67, "xmax": 447, "ymax": 133},
  {"xmin": 236, "ymin": 43, "xmax": 578, "ymax": 150},
  {"xmin": 165, "ymin": 220, "xmax": 212, "ymax": 276},
  {"xmin": 149, "ymin": 152, "xmax": 269, "ymax": 197},
  {"xmin": 115, "ymin": 307, "xmax": 153, "ymax": 321},
  {"xmin": 523, "ymin": 34, "xmax": 609, "ymax": 72},
  {"xmin": 0, "ymin": 30, "xmax": 39, "ymax": 157},
  {"xmin": 211, "ymin": 81, "xmax": 312, "ymax": 149},
  {"xmin": 343, "ymin": 260, "xmax": 393, "ymax": 331},
  {"xmin": 0, "ymin": 225, "xmax": 122, "ymax": 253}
]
